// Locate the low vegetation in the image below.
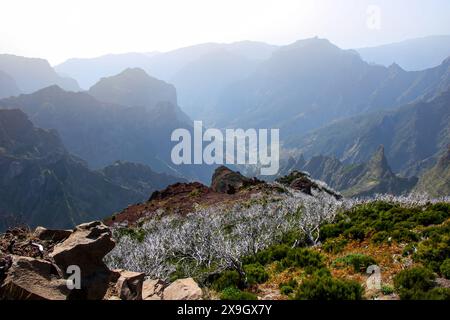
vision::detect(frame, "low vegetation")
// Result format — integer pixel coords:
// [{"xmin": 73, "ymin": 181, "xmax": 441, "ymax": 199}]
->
[{"xmin": 106, "ymin": 192, "xmax": 450, "ymax": 300}]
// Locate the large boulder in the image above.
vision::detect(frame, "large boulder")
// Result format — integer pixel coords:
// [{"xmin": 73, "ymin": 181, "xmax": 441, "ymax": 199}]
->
[
  {"xmin": 142, "ymin": 279, "xmax": 165, "ymax": 300},
  {"xmin": 113, "ymin": 269, "xmax": 145, "ymax": 300},
  {"xmin": 49, "ymin": 221, "xmax": 115, "ymax": 299},
  {"xmin": 0, "ymin": 255, "xmax": 69, "ymax": 300},
  {"xmin": 33, "ymin": 226, "xmax": 72, "ymax": 242},
  {"xmin": 163, "ymin": 278, "xmax": 203, "ymax": 300}
]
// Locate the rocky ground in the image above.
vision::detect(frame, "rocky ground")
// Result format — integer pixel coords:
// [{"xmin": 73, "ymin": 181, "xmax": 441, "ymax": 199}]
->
[{"xmin": 0, "ymin": 221, "xmax": 203, "ymax": 300}]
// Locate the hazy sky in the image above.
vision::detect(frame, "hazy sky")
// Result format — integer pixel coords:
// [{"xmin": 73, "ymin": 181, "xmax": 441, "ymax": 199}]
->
[{"xmin": 1, "ymin": 0, "xmax": 450, "ymax": 65}]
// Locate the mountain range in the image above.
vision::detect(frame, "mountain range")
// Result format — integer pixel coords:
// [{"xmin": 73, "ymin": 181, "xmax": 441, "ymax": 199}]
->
[
  {"xmin": 0, "ymin": 108, "xmax": 184, "ymax": 231},
  {"xmin": 357, "ymin": 35, "xmax": 450, "ymax": 71},
  {"xmin": 0, "ymin": 36, "xmax": 449, "ymax": 229},
  {"xmin": 0, "ymin": 54, "xmax": 80, "ymax": 94},
  {"xmin": 289, "ymin": 88, "xmax": 450, "ymax": 177},
  {"xmin": 279, "ymin": 146, "xmax": 418, "ymax": 197}
]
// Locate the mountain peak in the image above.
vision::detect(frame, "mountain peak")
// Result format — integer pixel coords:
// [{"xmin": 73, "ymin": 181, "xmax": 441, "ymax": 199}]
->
[
  {"xmin": 88, "ymin": 68, "xmax": 178, "ymax": 109},
  {"xmin": 286, "ymin": 37, "xmax": 340, "ymax": 51},
  {"xmin": 367, "ymin": 145, "xmax": 392, "ymax": 177}
]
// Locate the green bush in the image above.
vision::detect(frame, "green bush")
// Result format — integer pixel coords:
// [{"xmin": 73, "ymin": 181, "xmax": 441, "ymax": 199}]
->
[
  {"xmin": 294, "ymin": 275, "xmax": 363, "ymax": 300},
  {"xmin": 440, "ymin": 259, "xmax": 450, "ymax": 279},
  {"xmin": 212, "ymin": 270, "xmax": 241, "ymax": 291},
  {"xmin": 244, "ymin": 263, "xmax": 269, "ymax": 285},
  {"xmin": 220, "ymin": 287, "xmax": 257, "ymax": 300},
  {"xmin": 244, "ymin": 244, "xmax": 290, "ymax": 265},
  {"xmin": 281, "ymin": 248, "xmax": 325, "ymax": 273},
  {"xmin": 394, "ymin": 267, "xmax": 436, "ymax": 300},
  {"xmin": 280, "ymin": 286, "xmax": 294, "ymax": 295},
  {"xmin": 424, "ymin": 288, "xmax": 450, "ymax": 300},
  {"xmin": 414, "ymin": 233, "xmax": 449, "ymax": 272},
  {"xmin": 332, "ymin": 254, "xmax": 376, "ymax": 273},
  {"xmin": 323, "ymin": 238, "xmax": 348, "ymax": 254},
  {"xmin": 381, "ymin": 285, "xmax": 394, "ymax": 295}
]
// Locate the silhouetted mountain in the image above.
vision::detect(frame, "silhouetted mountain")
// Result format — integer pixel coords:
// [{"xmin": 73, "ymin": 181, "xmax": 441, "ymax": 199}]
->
[
  {"xmin": 414, "ymin": 147, "xmax": 450, "ymax": 197},
  {"xmin": 0, "ymin": 70, "xmax": 20, "ymax": 99},
  {"xmin": 88, "ymin": 67, "xmax": 179, "ymax": 112},
  {"xmin": 0, "ymin": 54, "xmax": 80, "ymax": 93},
  {"xmin": 0, "ymin": 69, "xmax": 217, "ymax": 182},
  {"xmin": 100, "ymin": 160, "xmax": 187, "ymax": 200},
  {"xmin": 0, "ymin": 109, "xmax": 141, "ymax": 230},
  {"xmin": 290, "ymin": 89, "xmax": 450, "ymax": 176},
  {"xmin": 357, "ymin": 35, "xmax": 450, "ymax": 71},
  {"xmin": 0, "ymin": 81, "xmax": 189, "ymax": 175},
  {"xmin": 210, "ymin": 38, "xmax": 450, "ymax": 136},
  {"xmin": 54, "ymin": 52, "xmax": 159, "ymax": 89},
  {"xmin": 55, "ymin": 41, "xmax": 277, "ymax": 89}
]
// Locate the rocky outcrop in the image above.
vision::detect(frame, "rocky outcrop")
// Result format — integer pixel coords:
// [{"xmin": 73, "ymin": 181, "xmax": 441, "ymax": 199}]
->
[
  {"xmin": 0, "ymin": 256, "xmax": 69, "ymax": 300},
  {"xmin": 211, "ymin": 166, "xmax": 261, "ymax": 194},
  {"xmin": 276, "ymin": 170, "xmax": 342, "ymax": 199},
  {"xmin": 113, "ymin": 269, "xmax": 145, "ymax": 300},
  {"xmin": 0, "ymin": 221, "xmax": 203, "ymax": 300},
  {"xmin": 162, "ymin": 278, "xmax": 203, "ymax": 300}
]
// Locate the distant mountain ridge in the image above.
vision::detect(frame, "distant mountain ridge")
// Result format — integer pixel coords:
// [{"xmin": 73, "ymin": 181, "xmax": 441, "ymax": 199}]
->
[
  {"xmin": 211, "ymin": 38, "xmax": 450, "ymax": 137},
  {"xmin": 289, "ymin": 89, "xmax": 450, "ymax": 176},
  {"xmin": 0, "ymin": 54, "xmax": 80, "ymax": 93},
  {"xmin": 279, "ymin": 146, "xmax": 417, "ymax": 197},
  {"xmin": 357, "ymin": 35, "xmax": 450, "ymax": 71}
]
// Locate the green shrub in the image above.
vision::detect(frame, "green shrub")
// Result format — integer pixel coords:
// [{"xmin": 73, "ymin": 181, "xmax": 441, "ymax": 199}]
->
[
  {"xmin": 402, "ymin": 243, "xmax": 416, "ymax": 257},
  {"xmin": 212, "ymin": 270, "xmax": 241, "ymax": 291},
  {"xmin": 414, "ymin": 233, "xmax": 450, "ymax": 272},
  {"xmin": 440, "ymin": 259, "xmax": 450, "ymax": 279},
  {"xmin": 279, "ymin": 279, "xmax": 298, "ymax": 290},
  {"xmin": 394, "ymin": 267, "xmax": 436, "ymax": 300},
  {"xmin": 424, "ymin": 288, "xmax": 450, "ymax": 300},
  {"xmin": 280, "ymin": 286, "xmax": 294, "ymax": 295},
  {"xmin": 333, "ymin": 254, "xmax": 376, "ymax": 273},
  {"xmin": 294, "ymin": 275, "xmax": 363, "ymax": 300},
  {"xmin": 281, "ymin": 248, "xmax": 325, "ymax": 273},
  {"xmin": 245, "ymin": 244, "xmax": 290, "ymax": 265},
  {"xmin": 323, "ymin": 238, "xmax": 348, "ymax": 254},
  {"xmin": 244, "ymin": 263, "xmax": 269, "ymax": 285},
  {"xmin": 371, "ymin": 231, "xmax": 390, "ymax": 244},
  {"xmin": 220, "ymin": 287, "xmax": 257, "ymax": 300},
  {"xmin": 381, "ymin": 285, "xmax": 394, "ymax": 295}
]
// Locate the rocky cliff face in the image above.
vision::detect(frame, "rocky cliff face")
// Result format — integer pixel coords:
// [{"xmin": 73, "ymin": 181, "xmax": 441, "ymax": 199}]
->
[
  {"xmin": 414, "ymin": 147, "xmax": 450, "ymax": 197},
  {"xmin": 0, "ymin": 54, "xmax": 80, "ymax": 93},
  {"xmin": 0, "ymin": 109, "xmax": 142, "ymax": 230},
  {"xmin": 279, "ymin": 146, "xmax": 417, "ymax": 197}
]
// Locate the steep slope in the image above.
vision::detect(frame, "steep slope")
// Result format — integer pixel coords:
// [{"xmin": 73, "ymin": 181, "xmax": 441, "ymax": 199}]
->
[
  {"xmin": 0, "ymin": 83, "xmax": 189, "ymax": 174},
  {"xmin": 339, "ymin": 146, "xmax": 418, "ymax": 197},
  {"xmin": 290, "ymin": 89, "xmax": 450, "ymax": 175},
  {"xmin": 414, "ymin": 147, "xmax": 450, "ymax": 197},
  {"xmin": 0, "ymin": 54, "xmax": 80, "ymax": 93},
  {"xmin": 213, "ymin": 38, "xmax": 450, "ymax": 137},
  {"xmin": 100, "ymin": 161, "xmax": 186, "ymax": 200},
  {"xmin": 357, "ymin": 35, "xmax": 450, "ymax": 71},
  {"xmin": 280, "ymin": 147, "xmax": 417, "ymax": 197},
  {"xmin": 0, "ymin": 70, "xmax": 20, "ymax": 99},
  {"xmin": 0, "ymin": 109, "xmax": 141, "ymax": 230}
]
